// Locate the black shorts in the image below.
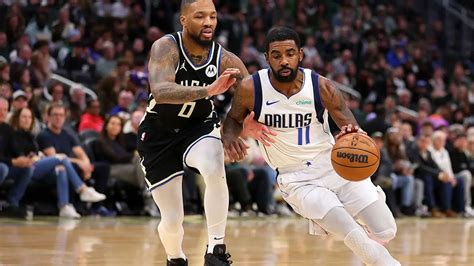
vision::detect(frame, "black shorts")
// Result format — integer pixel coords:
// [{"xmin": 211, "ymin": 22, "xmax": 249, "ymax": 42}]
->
[{"xmin": 137, "ymin": 115, "xmax": 218, "ymax": 191}]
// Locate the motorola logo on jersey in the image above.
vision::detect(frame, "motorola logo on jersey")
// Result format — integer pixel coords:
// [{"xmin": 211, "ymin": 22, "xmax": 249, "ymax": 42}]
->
[
  {"xmin": 179, "ymin": 80, "xmax": 208, "ymax": 87},
  {"xmin": 264, "ymin": 113, "xmax": 312, "ymax": 128},
  {"xmin": 205, "ymin": 64, "xmax": 217, "ymax": 77}
]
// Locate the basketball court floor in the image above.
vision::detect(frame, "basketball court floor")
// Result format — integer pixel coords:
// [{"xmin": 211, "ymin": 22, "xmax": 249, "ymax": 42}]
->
[{"xmin": 0, "ymin": 216, "xmax": 473, "ymax": 265}]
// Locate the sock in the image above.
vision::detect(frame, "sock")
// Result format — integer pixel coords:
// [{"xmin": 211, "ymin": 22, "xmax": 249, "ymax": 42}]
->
[{"xmin": 207, "ymin": 234, "xmax": 225, "ymax": 253}]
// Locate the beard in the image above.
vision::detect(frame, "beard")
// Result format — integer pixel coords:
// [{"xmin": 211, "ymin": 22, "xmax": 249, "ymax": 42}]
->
[
  {"xmin": 189, "ymin": 30, "xmax": 214, "ymax": 48},
  {"xmin": 270, "ymin": 65, "xmax": 298, "ymax": 83}
]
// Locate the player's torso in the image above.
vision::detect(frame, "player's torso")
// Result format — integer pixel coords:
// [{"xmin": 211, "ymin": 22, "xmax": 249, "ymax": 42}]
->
[
  {"xmin": 253, "ymin": 68, "xmax": 334, "ymax": 169},
  {"xmin": 144, "ymin": 32, "xmax": 222, "ymax": 131}
]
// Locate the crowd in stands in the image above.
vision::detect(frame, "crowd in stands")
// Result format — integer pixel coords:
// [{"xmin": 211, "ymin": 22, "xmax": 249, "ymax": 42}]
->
[{"xmin": 1, "ymin": 0, "xmax": 473, "ymax": 219}]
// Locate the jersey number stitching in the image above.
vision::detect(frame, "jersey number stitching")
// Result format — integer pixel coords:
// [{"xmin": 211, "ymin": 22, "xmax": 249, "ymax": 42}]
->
[
  {"xmin": 297, "ymin": 126, "xmax": 310, "ymax": 145},
  {"xmin": 178, "ymin": 102, "xmax": 196, "ymax": 118}
]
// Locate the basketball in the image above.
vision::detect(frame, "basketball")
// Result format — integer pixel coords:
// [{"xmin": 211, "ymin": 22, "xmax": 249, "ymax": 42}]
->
[{"xmin": 331, "ymin": 133, "xmax": 380, "ymax": 181}]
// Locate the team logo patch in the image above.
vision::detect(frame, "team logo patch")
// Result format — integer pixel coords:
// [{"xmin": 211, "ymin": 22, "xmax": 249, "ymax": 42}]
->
[
  {"xmin": 205, "ymin": 64, "xmax": 217, "ymax": 77},
  {"xmin": 180, "ymin": 61, "xmax": 187, "ymax": 71}
]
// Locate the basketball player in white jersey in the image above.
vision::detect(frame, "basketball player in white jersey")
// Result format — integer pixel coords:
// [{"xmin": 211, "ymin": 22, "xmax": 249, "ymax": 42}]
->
[
  {"xmin": 142, "ymin": 0, "xmax": 253, "ymax": 265},
  {"xmin": 222, "ymin": 27, "xmax": 400, "ymax": 266}
]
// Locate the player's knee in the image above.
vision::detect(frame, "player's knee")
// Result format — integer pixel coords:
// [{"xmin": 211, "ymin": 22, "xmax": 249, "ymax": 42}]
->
[
  {"xmin": 373, "ymin": 224, "xmax": 397, "ymax": 242},
  {"xmin": 200, "ymin": 162, "xmax": 225, "ymax": 180}
]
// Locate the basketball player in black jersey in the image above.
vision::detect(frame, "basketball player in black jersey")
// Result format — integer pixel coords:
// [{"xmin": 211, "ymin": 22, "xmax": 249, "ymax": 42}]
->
[{"xmin": 138, "ymin": 0, "xmax": 251, "ymax": 265}]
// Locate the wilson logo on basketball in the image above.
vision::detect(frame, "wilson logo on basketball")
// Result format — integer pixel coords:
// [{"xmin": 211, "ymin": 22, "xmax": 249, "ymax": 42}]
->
[{"xmin": 336, "ymin": 152, "xmax": 369, "ymax": 163}]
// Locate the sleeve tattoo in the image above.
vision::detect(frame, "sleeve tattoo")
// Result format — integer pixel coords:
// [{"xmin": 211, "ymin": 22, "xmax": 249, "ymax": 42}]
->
[
  {"xmin": 148, "ymin": 38, "xmax": 209, "ymax": 104},
  {"xmin": 321, "ymin": 77, "xmax": 358, "ymax": 128},
  {"xmin": 220, "ymin": 49, "xmax": 249, "ymax": 92}
]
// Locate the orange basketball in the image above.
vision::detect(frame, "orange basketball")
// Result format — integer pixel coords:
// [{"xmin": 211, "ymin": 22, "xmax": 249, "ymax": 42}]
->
[{"xmin": 331, "ymin": 133, "xmax": 380, "ymax": 181}]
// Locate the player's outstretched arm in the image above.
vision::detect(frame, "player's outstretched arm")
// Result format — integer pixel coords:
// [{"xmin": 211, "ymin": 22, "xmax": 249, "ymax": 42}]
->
[
  {"xmin": 222, "ymin": 75, "xmax": 254, "ymax": 161},
  {"xmin": 148, "ymin": 37, "xmax": 240, "ymax": 104},
  {"xmin": 220, "ymin": 49, "xmax": 276, "ymax": 148},
  {"xmin": 319, "ymin": 76, "xmax": 365, "ymax": 140}
]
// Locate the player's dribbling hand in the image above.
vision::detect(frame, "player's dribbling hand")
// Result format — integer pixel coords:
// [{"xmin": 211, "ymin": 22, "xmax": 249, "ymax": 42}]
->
[
  {"xmin": 242, "ymin": 111, "xmax": 277, "ymax": 146},
  {"xmin": 335, "ymin": 124, "xmax": 366, "ymax": 141},
  {"xmin": 223, "ymin": 137, "xmax": 249, "ymax": 162},
  {"xmin": 207, "ymin": 68, "xmax": 240, "ymax": 96}
]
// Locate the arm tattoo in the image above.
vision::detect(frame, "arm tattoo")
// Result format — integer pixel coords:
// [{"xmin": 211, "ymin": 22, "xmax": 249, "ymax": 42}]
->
[
  {"xmin": 220, "ymin": 49, "xmax": 252, "ymax": 140},
  {"xmin": 321, "ymin": 77, "xmax": 358, "ymax": 128},
  {"xmin": 220, "ymin": 49, "xmax": 249, "ymax": 91},
  {"xmin": 148, "ymin": 37, "xmax": 209, "ymax": 104}
]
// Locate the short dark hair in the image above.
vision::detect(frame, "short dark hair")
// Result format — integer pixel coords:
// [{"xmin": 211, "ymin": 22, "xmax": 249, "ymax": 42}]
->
[
  {"xmin": 265, "ymin": 27, "xmax": 301, "ymax": 52},
  {"xmin": 180, "ymin": 0, "xmax": 197, "ymax": 13},
  {"xmin": 47, "ymin": 102, "xmax": 65, "ymax": 116}
]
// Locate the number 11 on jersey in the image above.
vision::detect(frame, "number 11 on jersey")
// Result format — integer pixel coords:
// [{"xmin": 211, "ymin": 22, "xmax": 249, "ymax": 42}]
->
[{"xmin": 297, "ymin": 126, "xmax": 310, "ymax": 145}]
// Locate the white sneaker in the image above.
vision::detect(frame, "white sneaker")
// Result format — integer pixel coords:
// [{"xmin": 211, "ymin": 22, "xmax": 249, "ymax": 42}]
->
[
  {"xmin": 276, "ymin": 204, "xmax": 294, "ymax": 217},
  {"xmin": 59, "ymin": 204, "xmax": 81, "ymax": 219},
  {"xmin": 464, "ymin": 206, "xmax": 474, "ymax": 217},
  {"xmin": 80, "ymin": 187, "xmax": 106, "ymax": 202}
]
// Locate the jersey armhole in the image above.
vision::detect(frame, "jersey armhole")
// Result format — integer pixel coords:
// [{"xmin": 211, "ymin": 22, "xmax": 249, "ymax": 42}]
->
[
  {"xmin": 310, "ymin": 71, "xmax": 325, "ymax": 124},
  {"xmin": 252, "ymin": 73, "xmax": 263, "ymax": 121},
  {"xmin": 166, "ymin": 34, "xmax": 180, "ymax": 74}
]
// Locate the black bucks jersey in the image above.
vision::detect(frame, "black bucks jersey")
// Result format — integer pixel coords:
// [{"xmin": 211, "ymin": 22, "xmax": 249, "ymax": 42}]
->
[
  {"xmin": 137, "ymin": 32, "xmax": 223, "ymax": 190},
  {"xmin": 145, "ymin": 32, "xmax": 222, "ymax": 131}
]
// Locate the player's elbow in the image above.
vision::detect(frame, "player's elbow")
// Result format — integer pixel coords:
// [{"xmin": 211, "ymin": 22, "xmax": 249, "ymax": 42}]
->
[{"xmin": 150, "ymin": 85, "xmax": 166, "ymax": 104}]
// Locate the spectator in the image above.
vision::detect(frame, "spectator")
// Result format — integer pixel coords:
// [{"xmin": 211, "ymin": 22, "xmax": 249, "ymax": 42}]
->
[
  {"xmin": 94, "ymin": 115, "xmax": 158, "ymax": 216},
  {"xmin": 384, "ymin": 127, "xmax": 417, "ymax": 215},
  {"xmin": 37, "ymin": 103, "xmax": 114, "ymax": 216},
  {"xmin": 109, "ymin": 90, "xmax": 133, "ymax": 120},
  {"xmin": 408, "ymin": 135, "xmax": 447, "ymax": 217},
  {"xmin": 448, "ymin": 133, "xmax": 474, "ymax": 216},
  {"xmin": 10, "ymin": 44, "xmax": 32, "ymax": 68},
  {"xmin": 29, "ymin": 50, "xmax": 49, "ymax": 89},
  {"xmin": 429, "ymin": 130, "xmax": 465, "ymax": 216},
  {"xmin": 371, "ymin": 132, "xmax": 402, "ymax": 217},
  {"xmin": 10, "ymin": 107, "xmax": 106, "ymax": 218},
  {"xmin": 24, "ymin": 9, "xmax": 51, "ymax": 45},
  {"xmin": 0, "ymin": 59, "xmax": 10, "ymax": 82},
  {"xmin": 0, "ymin": 97, "xmax": 33, "ymax": 218},
  {"xmin": 52, "ymin": 7, "xmax": 76, "ymax": 45},
  {"xmin": 7, "ymin": 90, "xmax": 28, "ymax": 122},
  {"xmin": 95, "ymin": 41, "xmax": 116, "ymax": 78},
  {"xmin": 0, "ymin": 81, "xmax": 12, "ymax": 99},
  {"xmin": 122, "ymin": 109, "xmax": 143, "ymax": 151},
  {"xmin": 78, "ymin": 99, "xmax": 104, "ymax": 133},
  {"xmin": 0, "ymin": 32, "xmax": 9, "ymax": 59},
  {"xmin": 62, "ymin": 41, "xmax": 93, "ymax": 74}
]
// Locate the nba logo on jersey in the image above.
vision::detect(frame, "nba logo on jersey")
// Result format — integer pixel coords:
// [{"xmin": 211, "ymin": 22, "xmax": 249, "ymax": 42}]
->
[
  {"xmin": 141, "ymin": 132, "xmax": 146, "ymax": 141},
  {"xmin": 205, "ymin": 64, "xmax": 217, "ymax": 77}
]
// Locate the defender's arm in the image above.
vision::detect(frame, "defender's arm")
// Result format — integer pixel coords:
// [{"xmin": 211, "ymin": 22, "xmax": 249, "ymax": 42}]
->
[{"xmin": 148, "ymin": 37, "xmax": 239, "ymax": 104}]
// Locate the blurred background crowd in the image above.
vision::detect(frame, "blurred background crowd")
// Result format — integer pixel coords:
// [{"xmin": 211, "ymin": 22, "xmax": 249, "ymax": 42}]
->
[{"xmin": 0, "ymin": 0, "xmax": 473, "ymax": 220}]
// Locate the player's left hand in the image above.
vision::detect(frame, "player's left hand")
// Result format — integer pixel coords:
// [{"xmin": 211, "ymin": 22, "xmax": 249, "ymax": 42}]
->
[
  {"xmin": 335, "ymin": 124, "xmax": 366, "ymax": 141},
  {"xmin": 242, "ymin": 111, "xmax": 278, "ymax": 146}
]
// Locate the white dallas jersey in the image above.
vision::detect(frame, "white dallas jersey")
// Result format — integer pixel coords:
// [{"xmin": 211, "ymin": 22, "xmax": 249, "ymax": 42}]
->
[{"xmin": 253, "ymin": 68, "xmax": 335, "ymax": 169}]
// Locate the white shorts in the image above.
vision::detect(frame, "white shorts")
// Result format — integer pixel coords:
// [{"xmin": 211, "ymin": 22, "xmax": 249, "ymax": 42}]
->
[{"xmin": 276, "ymin": 151, "xmax": 379, "ymax": 220}]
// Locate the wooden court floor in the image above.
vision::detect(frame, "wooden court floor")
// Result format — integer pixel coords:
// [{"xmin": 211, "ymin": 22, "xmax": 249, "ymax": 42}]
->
[{"xmin": 0, "ymin": 216, "xmax": 473, "ymax": 265}]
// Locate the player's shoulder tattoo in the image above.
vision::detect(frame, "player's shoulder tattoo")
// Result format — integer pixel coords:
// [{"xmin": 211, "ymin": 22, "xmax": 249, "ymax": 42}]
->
[
  {"xmin": 149, "ymin": 36, "xmax": 179, "ymax": 83},
  {"xmin": 220, "ymin": 48, "xmax": 249, "ymax": 78},
  {"xmin": 150, "ymin": 36, "xmax": 179, "ymax": 69}
]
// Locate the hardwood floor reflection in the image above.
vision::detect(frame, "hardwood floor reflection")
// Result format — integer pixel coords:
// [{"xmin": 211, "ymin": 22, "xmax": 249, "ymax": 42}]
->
[{"xmin": 0, "ymin": 217, "xmax": 473, "ymax": 265}]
